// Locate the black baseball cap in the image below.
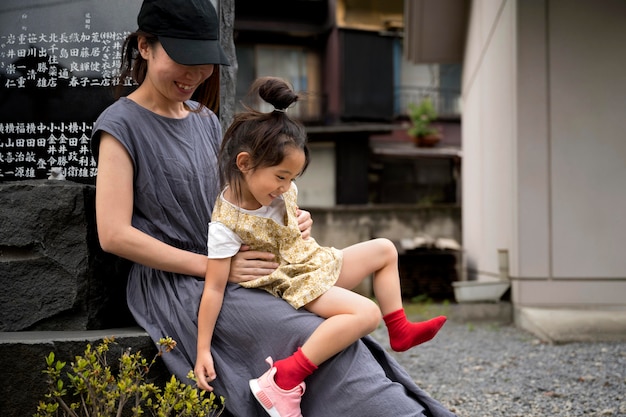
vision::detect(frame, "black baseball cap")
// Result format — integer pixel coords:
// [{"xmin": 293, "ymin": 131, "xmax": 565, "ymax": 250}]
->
[{"xmin": 137, "ymin": 0, "xmax": 230, "ymax": 66}]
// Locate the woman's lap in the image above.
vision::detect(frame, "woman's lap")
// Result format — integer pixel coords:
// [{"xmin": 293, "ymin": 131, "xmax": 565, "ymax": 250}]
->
[
  {"xmin": 128, "ymin": 272, "xmax": 455, "ymax": 417},
  {"xmin": 214, "ymin": 284, "xmax": 455, "ymax": 417}
]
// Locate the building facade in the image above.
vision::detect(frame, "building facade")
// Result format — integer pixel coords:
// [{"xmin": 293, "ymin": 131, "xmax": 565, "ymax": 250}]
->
[{"xmin": 460, "ymin": 0, "xmax": 626, "ymax": 341}]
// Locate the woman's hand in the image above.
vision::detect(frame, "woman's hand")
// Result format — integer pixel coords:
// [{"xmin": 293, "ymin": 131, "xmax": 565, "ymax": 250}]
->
[
  {"xmin": 228, "ymin": 247, "xmax": 279, "ymax": 283},
  {"xmin": 227, "ymin": 209, "xmax": 313, "ymax": 283},
  {"xmin": 296, "ymin": 208, "xmax": 313, "ymax": 240}
]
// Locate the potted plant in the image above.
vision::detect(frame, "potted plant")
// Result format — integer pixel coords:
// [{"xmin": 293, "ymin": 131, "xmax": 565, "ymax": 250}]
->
[{"xmin": 407, "ymin": 97, "xmax": 442, "ymax": 147}]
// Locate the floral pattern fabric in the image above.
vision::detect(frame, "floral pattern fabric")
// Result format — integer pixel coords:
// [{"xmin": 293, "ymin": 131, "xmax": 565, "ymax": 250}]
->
[{"xmin": 211, "ymin": 187, "xmax": 343, "ymax": 309}]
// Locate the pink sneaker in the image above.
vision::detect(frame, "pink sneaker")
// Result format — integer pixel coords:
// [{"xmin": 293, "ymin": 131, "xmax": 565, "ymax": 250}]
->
[{"xmin": 249, "ymin": 357, "xmax": 306, "ymax": 417}]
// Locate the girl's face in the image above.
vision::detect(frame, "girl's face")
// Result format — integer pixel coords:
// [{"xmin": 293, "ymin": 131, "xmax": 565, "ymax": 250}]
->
[
  {"xmin": 237, "ymin": 147, "xmax": 306, "ymax": 210},
  {"xmin": 138, "ymin": 37, "xmax": 214, "ymax": 109}
]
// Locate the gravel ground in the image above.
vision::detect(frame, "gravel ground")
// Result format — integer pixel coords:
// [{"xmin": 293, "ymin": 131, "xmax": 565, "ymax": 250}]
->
[{"xmin": 371, "ymin": 308, "xmax": 626, "ymax": 417}]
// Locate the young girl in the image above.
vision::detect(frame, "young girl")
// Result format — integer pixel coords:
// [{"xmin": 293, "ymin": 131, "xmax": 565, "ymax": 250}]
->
[{"xmin": 195, "ymin": 77, "xmax": 447, "ymax": 417}]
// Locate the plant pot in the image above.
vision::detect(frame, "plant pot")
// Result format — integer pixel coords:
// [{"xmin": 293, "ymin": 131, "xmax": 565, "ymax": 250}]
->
[
  {"xmin": 452, "ymin": 280, "xmax": 510, "ymax": 303},
  {"xmin": 413, "ymin": 133, "xmax": 442, "ymax": 148}
]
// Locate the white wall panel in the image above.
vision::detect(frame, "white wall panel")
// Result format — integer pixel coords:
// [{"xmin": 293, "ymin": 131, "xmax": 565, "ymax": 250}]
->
[
  {"xmin": 516, "ymin": 0, "xmax": 551, "ymax": 278},
  {"xmin": 462, "ymin": 0, "xmax": 516, "ymax": 280},
  {"xmin": 549, "ymin": 0, "xmax": 626, "ymax": 278}
]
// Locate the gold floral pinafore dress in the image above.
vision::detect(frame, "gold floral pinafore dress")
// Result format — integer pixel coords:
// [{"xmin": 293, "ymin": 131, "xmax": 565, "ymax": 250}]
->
[{"xmin": 211, "ymin": 187, "xmax": 343, "ymax": 309}]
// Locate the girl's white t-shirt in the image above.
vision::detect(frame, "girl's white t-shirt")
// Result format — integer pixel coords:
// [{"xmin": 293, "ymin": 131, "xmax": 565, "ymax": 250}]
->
[{"xmin": 207, "ymin": 186, "xmax": 290, "ymax": 259}]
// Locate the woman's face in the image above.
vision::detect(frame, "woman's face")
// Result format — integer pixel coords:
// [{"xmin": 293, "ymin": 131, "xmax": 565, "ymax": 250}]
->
[{"xmin": 138, "ymin": 37, "xmax": 215, "ymax": 104}]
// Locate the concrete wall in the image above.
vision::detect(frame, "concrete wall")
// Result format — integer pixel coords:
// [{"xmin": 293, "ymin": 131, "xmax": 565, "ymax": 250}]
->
[
  {"xmin": 307, "ymin": 204, "xmax": 461, "ymax": 296},
  {"xmin": 462, "ymin": 0, "xmax": 626, "ymax": 341}
]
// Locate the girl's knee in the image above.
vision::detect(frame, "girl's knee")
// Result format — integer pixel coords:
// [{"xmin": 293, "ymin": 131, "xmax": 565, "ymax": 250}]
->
[
  {"xmin": 362, "ymin": 299, "xmax": 382, "ymax": 333},
  {"xmin": 375, "ymin": 238, "xmax": 398, "ymax": 262}
]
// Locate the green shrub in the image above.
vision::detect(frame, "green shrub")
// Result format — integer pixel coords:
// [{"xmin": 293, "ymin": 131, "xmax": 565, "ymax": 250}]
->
[
  {"xmin": 34, "ymin": 336, "xmax": 224, "ymax": 417},
  {"xmin": 407, "ymin": 97, "xmax": 439, "ymax": 138}
]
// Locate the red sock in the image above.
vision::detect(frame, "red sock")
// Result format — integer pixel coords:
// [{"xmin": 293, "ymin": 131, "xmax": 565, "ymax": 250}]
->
[
  {"xmin": 273, "ymin": 347, "xmax": 318, "ymax": 390},
  {"xmin": 383, "ymin": 308, "xmax": 447, "ymax": 352}
]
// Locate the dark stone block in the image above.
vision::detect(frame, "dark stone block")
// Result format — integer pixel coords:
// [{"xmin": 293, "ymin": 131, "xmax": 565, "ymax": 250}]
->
[{"xmin": 0, "ymin": 180, "xmax": 134, "ymax": 331}]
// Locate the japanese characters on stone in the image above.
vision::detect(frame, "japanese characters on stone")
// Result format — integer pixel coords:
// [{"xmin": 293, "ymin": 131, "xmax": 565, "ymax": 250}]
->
[{"xmin": 0, "ymin": 1, "xmax": 139, "ymax": 183}]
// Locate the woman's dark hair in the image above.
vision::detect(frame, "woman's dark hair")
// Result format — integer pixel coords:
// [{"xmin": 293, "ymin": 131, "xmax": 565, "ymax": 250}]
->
[
  {"xmin": 115, "ymin": 31, "xmax": 220, "ymax": 113},
  {"xmin": 219, "ymin": 76, "xmax": 310, "ymax": 201}
]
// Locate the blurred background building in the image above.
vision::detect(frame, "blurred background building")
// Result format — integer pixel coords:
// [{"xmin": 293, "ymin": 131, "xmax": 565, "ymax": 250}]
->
[
  {"xmin": 233, "ymin": 0, "xmax": 464, "ymax": 207},
  {"xmin": 1, "ymin": 0, "xmax": 623, "ymax": 342},
  {"xmin": 230, "ymin": 0, "xmax": 626, "ymax": 342}
]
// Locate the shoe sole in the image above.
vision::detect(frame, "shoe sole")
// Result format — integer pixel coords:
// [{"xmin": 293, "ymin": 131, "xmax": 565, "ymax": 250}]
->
[{"xmin": 249, "ymin": 378, "xmax": 282, "ymax": 417}]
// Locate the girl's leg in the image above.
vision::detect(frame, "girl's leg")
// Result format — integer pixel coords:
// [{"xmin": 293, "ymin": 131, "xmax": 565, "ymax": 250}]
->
[
  {"xmin": 336, "ymin": 238, "xmax": 402, "ymax": 315},
  {"xmin": 301, "ymin": 286, "xmax": 381, "ymax": 364},
  {"xmin": 338, "ymin": 238, "xmax": 447, "ymax": 352},
  {"xmin": 269, "ymin": 238, "xmax": 445, "ymax": 395},
  {"xmin": 272, "ymin": 287, "xmax": 380, "ymax": 390}
]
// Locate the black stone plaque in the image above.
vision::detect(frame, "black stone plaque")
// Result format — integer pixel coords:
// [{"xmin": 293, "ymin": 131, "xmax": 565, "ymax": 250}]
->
[{"xmin": 0, "ymin": 0, "xmax": 141, "ymax": 183}]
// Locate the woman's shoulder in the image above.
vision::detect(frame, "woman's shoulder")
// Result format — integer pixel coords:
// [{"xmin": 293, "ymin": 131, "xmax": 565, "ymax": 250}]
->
[
  {"xmin": 95, "ymin": 97, "xmax": 145, "ymax": 127},
  {"xmin": 99, "ymin": 96, "xmax": 135, "ymax": 113},
  {"xmin": 91, "ymin": 98, "xmax": 139, "ymax": 160},
  {"xmin": 185, "ymin": 99, "xmax": 213, "ymax": 114},
  {"xmin": 97, "ymin": 98, "xmax": 217, "ymax": 124}
]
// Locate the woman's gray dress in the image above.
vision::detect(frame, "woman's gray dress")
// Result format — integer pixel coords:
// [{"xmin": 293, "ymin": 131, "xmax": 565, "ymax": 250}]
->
[{"xmin": 92, "ymin": 98, "xmax": 457, "ymax": 417}]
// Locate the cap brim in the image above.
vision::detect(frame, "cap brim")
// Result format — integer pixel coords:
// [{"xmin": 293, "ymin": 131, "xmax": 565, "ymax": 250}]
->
[{"xmin": 159, "ymin": 36, "xmax": 230, "ymax": 66}]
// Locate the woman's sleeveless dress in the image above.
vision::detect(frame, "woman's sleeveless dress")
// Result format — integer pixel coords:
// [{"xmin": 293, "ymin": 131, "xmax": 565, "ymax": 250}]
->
[
  {"xmin": 210, "ymin": 186, "xmax": 342, "ymax": 309},
  {"xmin": 91, "ymin": 97, "xmax": 457, "ymax": 417}
]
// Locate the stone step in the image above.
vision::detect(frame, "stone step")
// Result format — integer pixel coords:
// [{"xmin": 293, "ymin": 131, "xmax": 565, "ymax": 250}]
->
[{"xmin": 0, "ymin": 328, "xmax": 162, "ymax": 417}]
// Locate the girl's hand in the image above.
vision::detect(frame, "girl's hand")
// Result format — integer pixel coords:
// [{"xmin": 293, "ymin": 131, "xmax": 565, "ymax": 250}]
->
[
  {"xmin": 296, "ymin": 208, "xmax": 312, "ymax": 240},
  {"xmin": 195, "ymin": 350, "xmax": 217, "ymax": 392}
]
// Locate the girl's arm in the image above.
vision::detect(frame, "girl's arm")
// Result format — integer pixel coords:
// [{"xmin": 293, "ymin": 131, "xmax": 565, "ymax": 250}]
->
[
  {"xmin": 95, "ymin": 133, "xmax": 207, "ymax": 276},
  {"xmin": 195, "ymin": 257, "xmax": 231, "ymax": 391}
]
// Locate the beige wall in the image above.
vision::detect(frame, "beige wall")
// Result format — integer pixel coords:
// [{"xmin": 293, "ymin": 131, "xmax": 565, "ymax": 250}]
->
[
  {"xmin": 462, "ymin": 0, "xmax": 626, "ymax": 310},
  {"xmin": 297, "ymin": 143, "xmax": 337, "ymax": 208}
]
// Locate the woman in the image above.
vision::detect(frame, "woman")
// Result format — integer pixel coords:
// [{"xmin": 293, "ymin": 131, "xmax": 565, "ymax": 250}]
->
[{"xmin": 92, "ymin": 0, "xmax": 457, "ymax": 416}]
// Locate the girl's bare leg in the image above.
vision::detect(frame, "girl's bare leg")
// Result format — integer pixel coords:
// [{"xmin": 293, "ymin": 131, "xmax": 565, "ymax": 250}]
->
[
  {"xmin": 302, "ymin": 286, "xmax": 381, "ymax": 365},
  {"xmin": 269, "ymin": 288, "xmax": 379, "ymax": 391},
  {"xmin": 270, "ymin": 239, "xmax": 446, "ymax": 393},
  {"xmin": 337, "ymin": 238, "xmax": 447, "ymax": 352},
  {"xmin": 335, "ymin": 238, "xmax": 403, "ymax": 315}
]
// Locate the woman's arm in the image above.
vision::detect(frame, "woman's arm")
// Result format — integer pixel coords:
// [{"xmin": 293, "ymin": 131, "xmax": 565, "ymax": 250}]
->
[
  {"xmin": 95, "ymin": 133, "xmax": 207, "ymax": 277},
  {"xmin": 296, "ymin": 207, "xmax": 313, "ymax": 240},
  {"xmin": 195, "ymin": 257, "xmax": 231, "ymax": 391}
]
